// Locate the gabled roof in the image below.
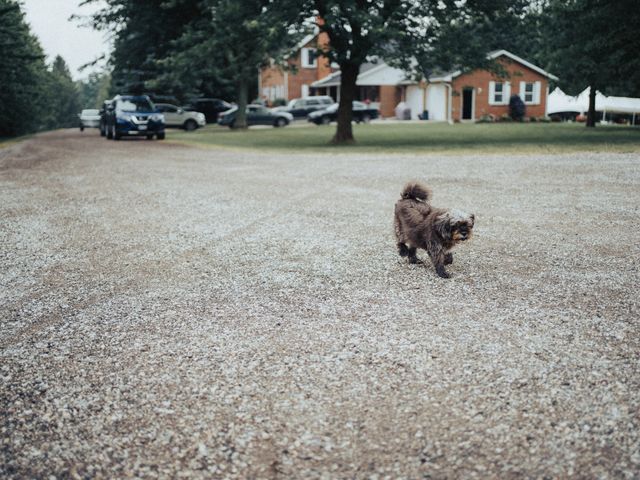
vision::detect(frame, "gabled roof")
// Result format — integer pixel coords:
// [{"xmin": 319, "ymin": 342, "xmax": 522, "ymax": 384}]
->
[
  {"xmin": 486, "ymin": 50, "xmax": 558, "ymax": 81},
  {"xmin": 445, "ymin": 50, "xmax": 559, "ymax": 81},
  {"xmin": 357, "ymin": 63, "xmax": 409, "ymax": 86}
]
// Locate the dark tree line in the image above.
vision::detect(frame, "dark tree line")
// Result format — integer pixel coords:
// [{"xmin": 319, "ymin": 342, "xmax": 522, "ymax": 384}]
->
[
  {"xmin": 0, "ymin": 0, "xmax": 110, "ymax": 137},
  {"xmin": 0, "ymin": 1, "xmax": 74, "ymax": 136}
]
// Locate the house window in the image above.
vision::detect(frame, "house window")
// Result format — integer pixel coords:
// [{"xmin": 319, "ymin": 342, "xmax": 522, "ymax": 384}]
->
[
  {"xmin": 301, "ymin": 48, "xmax": 317, "ymax": 68},
  {"xmin": 494, "ymin": 83, "xmax": 504, "ymax": 103},
  {"xmin": 524, "ymin": 82, "xmax": 534, "ymax": 103},
  {"xmin": 489, "ymin": 81, "xmax": 510, "ymax": 105},
  {"xmin": 520, "ymin": 81, "xmax": 541, "ymax": 104}
]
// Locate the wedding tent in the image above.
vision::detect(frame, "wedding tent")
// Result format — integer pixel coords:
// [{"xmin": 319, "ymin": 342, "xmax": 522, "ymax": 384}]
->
[{"xmin": 548, "ymin": 87, "xmax": 640, "ymax": 123}]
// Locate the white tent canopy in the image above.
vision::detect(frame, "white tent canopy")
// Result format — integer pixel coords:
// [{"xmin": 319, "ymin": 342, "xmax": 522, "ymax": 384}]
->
[
  {"xmin": 548, "ymin": 87, "xmax": 640, "ymax": 115},
  {"xmin": 600, "ymin": 94, "xmax": 640, "ymax": 114}
]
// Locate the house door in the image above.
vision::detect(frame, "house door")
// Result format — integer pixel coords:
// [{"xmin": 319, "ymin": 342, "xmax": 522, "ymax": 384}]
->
[{"xmin": 462, "ymin": 88, "xmax": 474, "ymax": 120}]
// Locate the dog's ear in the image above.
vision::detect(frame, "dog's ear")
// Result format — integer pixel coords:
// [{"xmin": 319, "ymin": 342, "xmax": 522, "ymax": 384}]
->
[
  {"xmin": 469, "ymin": 214, "xmax": 475, "ymax": 227},
  {"xmin": 435, "ymin": 213, "xmax": 452, "ymax": 240}
]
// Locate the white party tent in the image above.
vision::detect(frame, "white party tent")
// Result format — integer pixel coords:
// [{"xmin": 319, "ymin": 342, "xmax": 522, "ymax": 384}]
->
[
  {"xmin": 548, "ymin": 87, "xmax": 640, "ymax": 123},
  {"xmin": 547, "ymin": 87, "xmax": 588, "ymax": 114},
  {"xmin": 600, "ymin": 94, "xmax": 640, "ymax": 115}
]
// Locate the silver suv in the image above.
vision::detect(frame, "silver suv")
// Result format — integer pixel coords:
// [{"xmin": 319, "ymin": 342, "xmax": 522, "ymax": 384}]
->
[{"xmin": 155, "ymin": 103, "xmax": 206, "ymax": 131}]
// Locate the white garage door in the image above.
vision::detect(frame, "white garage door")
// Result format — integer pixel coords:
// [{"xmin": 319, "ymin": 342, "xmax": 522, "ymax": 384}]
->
[
  {"xmin": 426, "ymin": 84, "xmax": 447, "ymax": 121},
  {"xmin": 405, "ymin": 86, "xmax": 424, "ymax": 120}
]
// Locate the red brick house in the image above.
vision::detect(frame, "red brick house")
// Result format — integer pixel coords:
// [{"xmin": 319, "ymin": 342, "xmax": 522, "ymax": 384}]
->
[
  {"xmin": 259, "ymin": 32, "xmax": 335, "ymax": 104},
  {"xmin": 443, "ymin": 50, "xmax": 558, "ymax": 121},
  {"xmin": 260, "ymin": 44, "xmax": 557, "ymax": 121}
]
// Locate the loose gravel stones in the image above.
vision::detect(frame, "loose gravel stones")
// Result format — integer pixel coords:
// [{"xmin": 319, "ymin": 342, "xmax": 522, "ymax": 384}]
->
[{"xmin": 1, "ymin": 130, "xmax": 639, "ymax": 478}]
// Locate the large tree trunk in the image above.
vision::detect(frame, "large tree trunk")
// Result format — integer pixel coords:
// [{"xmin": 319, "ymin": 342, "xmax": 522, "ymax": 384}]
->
[
  {"xmin": 332, "ymin": 62, "xmax": 359, "ymax": 144},
  {"xmin": 586, "ymin": 85, "xmax": 597, "ymax": 128},
  {"xmin": 234, "ymin": 78, "xmax": 248, "ymax": 129}
]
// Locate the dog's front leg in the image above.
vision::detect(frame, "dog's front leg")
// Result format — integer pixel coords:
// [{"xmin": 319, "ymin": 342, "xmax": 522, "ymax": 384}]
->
[
  {"xmin": 407, "ymin": 246, "xmax": 419, "ymax": 264},
  {"xmin": 428, "ymin": 245, "xmax": 450, "ymax": 278},
  {"xmin": 444, "ymin": 252, "xmax": 453, "ymax": 265}
]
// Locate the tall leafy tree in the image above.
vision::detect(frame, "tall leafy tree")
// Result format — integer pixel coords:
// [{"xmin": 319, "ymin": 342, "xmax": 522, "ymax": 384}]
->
[
  {"xmin": 543, "ymin": 0, "xmax": 640, "ymax": 127},
  {"xmin": 80, "ymin": 0, "xmax": 210, "ymax": 99},
  {"xmin": 148, "ymin": 2, "xmax": 234, "ymax": 102}
]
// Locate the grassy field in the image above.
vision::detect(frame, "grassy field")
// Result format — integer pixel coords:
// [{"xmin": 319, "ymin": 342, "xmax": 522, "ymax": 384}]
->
[{"xmin": 169, "ymin": 121, "xmax": 640, "ymax": 154}]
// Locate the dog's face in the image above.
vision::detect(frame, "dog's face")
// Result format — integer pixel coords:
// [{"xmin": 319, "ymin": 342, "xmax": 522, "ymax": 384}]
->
[{"xmin": 436, "ymin": 210, "xmax": 475, "ymax": 243}]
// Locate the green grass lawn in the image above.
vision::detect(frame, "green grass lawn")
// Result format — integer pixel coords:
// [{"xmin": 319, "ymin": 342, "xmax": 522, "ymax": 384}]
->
[{"xmin": 168, "ymin": 122, "xmax": 640, "ymax": 154}]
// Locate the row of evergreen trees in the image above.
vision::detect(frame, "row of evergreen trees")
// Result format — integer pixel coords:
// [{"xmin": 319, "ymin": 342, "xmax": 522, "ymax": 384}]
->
[{"xmin": 0, "ymin": 0, "xmax": 109, "ymax": 138}]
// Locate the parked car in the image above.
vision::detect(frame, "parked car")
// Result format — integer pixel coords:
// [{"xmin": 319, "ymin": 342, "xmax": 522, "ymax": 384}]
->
[
  {"xmin": 78, "ymin": 109, "xmax": 100, "ymax": 131},
  {"xmin": 308, "ymin": 101, "xmax": 379, "ymax": 125},
  {"xmin": 275, "ymin": 96, "xmax": 335, "ymax": 119},
  {"xmin": 105, "ymin": 95, "xmax": 165, "ymax": 140},
  {"xmin": 184, "ymin": 98, "xmax": 232, "ymax": 123},
  {"xmin": 217, "ymin": 104, "xmax": 293, "ymax": 128},
  {"xmin": 155, "ymin": 103, "xmax": 206, "ymax": 131},
  {"xmin": 99, "ymin": 100, "xmax": 113, "ymax": 137}
]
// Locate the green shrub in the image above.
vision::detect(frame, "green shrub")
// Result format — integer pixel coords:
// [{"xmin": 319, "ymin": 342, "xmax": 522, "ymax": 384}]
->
[{"xmin": 508, "ymin": 95, "xmax": 526, "ymax": 121}]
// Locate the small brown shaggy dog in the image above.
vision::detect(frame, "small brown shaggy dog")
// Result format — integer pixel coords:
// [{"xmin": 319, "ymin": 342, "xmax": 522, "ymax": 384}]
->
[{"xmin": 394, "ymin": 181, "xmax": 475, "ymax": 278}]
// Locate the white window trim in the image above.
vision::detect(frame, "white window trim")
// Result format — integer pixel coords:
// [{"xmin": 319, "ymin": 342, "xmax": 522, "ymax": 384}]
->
[
  {"xmin": 489, "ymin": 81, "xmax": 510, "ymax": 105},
  {"xmin": 519, "ymin": 81, "xmax": 541, "ymax": 105},
  {"xmin": 301, "ymin": 48, "xmax": 317, "ymax": 69}
]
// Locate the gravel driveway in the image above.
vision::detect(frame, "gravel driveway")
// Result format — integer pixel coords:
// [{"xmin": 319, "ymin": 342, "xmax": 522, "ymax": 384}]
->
[{"xmin": 1, "ymin": 130, "xmax": 639, "ymax": 479}]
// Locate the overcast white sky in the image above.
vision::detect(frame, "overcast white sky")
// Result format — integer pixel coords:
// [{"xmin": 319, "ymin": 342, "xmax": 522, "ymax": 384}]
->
[{"xmin": 21, "ymin": 0, "xmax": 110, "ymax": 80}]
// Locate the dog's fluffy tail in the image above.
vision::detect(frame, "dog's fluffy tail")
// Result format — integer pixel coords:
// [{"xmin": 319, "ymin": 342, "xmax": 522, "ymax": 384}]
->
[{"xmin": 401, "ymin": 181, "xmax": 432, "ymax": 202}]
